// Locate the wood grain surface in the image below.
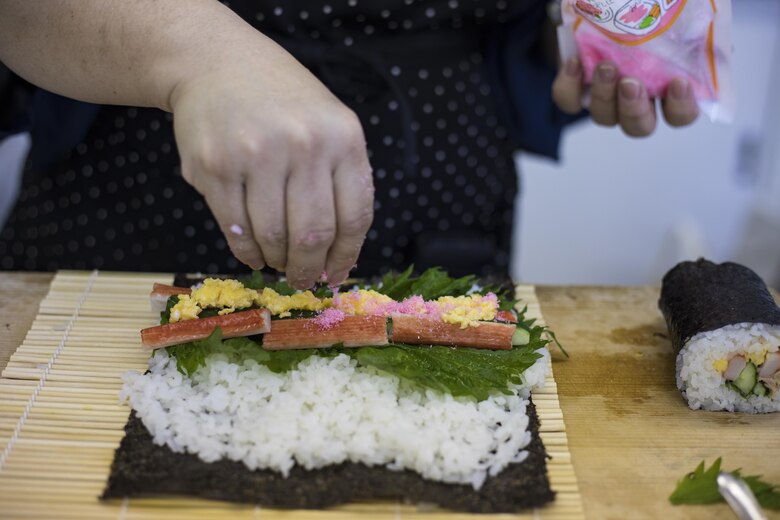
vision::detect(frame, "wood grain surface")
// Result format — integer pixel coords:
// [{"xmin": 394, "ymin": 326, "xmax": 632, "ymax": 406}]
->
[
  {"xmin": 536, "ymin": 286, "xmax": 780, "ymax": 520},
  {"xmin": 1, "ymin": 273, "xmax": 778, "ymax": 519}
]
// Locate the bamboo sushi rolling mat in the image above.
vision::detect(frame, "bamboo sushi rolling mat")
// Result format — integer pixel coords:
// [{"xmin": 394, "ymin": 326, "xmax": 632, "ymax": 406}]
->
[{"xmin": 0, "ymin": 271, "xmax": 584, "ymax": 520}]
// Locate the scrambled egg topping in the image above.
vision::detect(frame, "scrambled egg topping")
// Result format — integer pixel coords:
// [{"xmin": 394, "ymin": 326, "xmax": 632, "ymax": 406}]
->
[
  {"xmin": 713, "ymin": 358, "xmax": 728, "ymax": 373},
  {"xmin": 746, "ymin": 349, "xmax": 768, "ymax": 366},
  {"xmin": 168, "ymin": 278, "xmax": 498, "ymax": 328},
  {"xmin": 436, "ymin": 294, "xmax": 498, "ymax": 329},
  {"xmin": 168, "ymin": 278, "xmax": 331, "ymax": 322},
  {"xmin": 169, "ymin": 294, "xmax": 202, "ymax": 323},
  {"xmin": 336, "ymin": 289, "xmax": 394, "ymax": 315},
  {"xmin": 192, "ymin": 278, "xmax": 257, "ymax": 314},
  {"xmin": 169, "ymin": 278, "xmax": 258, "ymax": 323},
  {"xmin": 255, "ymin": 287, "xmax": 331, "ymax": 318}
]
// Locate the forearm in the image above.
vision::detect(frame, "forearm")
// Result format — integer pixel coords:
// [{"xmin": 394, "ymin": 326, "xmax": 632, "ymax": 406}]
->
[{"xmin": 0, "ymin": 0, "xmax": 263, "ymax": 111}]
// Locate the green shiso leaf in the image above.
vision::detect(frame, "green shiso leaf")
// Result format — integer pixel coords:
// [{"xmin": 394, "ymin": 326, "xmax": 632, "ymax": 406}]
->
[
  {"xmin": 164, "ymin": 328, "xmax": 270, "ymax": 376},
  {"xmin": 159, "ymin": 295, "xmax": 179, "ymax": 325},
  {"xmin": 243, "ymin": 270, "xmax": 297, "ymax": 296},
  {"xmin": 163, "ymin": 324, "xmax": 548, "ymax": 400},
  {"xmin": 368, "ymin": 265, "xmax": 516, "ymax": 312},
  {"xmin": 669, "ymin": 458, "xmax": 780, "ymax": 510},
  {"xmin": 669, "ymin": 459, "xmax": 724, "ymax": 505},
  {"xmin": 262, "ymin": 348, "xmax": 342, "ymax": 372},
  {"xmin": 355, "ymin": 341, "xmax": 543, "ymax": 401}
]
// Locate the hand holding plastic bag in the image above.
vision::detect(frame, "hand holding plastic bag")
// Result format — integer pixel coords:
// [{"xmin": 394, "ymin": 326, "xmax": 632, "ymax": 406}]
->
[{"xmin": 553, "ymin": 0, "xmax": 734, "ymax": 135}]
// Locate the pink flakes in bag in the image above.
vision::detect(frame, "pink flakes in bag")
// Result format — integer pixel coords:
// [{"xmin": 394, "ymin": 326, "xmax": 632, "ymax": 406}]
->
[{"xmin": 558, "ymin": 0, "xmax": 735, "ymax": 122}]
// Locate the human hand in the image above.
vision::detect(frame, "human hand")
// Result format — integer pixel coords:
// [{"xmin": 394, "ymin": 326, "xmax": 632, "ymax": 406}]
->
[
  {"xmin": 170, "ymin": 35, "xmax": 373, "ymax": 289},
  {"xmin": 552, "ymin": 58, "xmax": 699, "ymax": 137}
]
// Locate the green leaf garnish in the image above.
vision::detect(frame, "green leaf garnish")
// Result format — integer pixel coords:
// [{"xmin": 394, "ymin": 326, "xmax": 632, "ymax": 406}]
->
[{"xmin": 670, "ymin": 458, "xmax": 780, "ymax": 510}]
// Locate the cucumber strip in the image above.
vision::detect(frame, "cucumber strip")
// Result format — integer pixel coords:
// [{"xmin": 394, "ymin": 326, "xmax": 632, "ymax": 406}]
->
[
  {"xmin": 752, "ymin": 382, "xmax": 768, "ymax": 397},
  {"xmin": 512, "ymin": 328, "xmax": 530, "ymax": 346},
  {"xmin": 733, "ymin": 362, "xmax": 757, "ymax": 396}
]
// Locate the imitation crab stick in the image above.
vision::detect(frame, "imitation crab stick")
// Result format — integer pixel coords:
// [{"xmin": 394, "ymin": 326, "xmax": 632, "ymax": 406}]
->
[
  {"xmin": 390, "ymin": 314, "xmax": 516, "ymax": 350},
  {"xmin": 141, "ymin": 308, "xmax": 271, "ymax": 349},
  {"xmin": 495, "ymin": 310, "xmax": 517, "ymax": 323},
  {"xmin": 262, "ymin": 315, "xmax": 388, "ymax": 350},
  {"xmin": 150, "ymin": 283, "xmax": 192, "ymax": 313}
]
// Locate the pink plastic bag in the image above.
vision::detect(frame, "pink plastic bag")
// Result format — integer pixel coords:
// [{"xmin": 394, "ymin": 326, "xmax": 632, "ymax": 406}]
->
[{"xmin": 558, "ymin": 0, "xmax": 734, "ymax": 122}]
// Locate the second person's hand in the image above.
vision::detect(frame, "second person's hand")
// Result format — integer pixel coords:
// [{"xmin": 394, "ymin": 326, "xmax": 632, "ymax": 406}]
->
[
  {"xmin": 169, "ymin": 33, "xmax": 374, "ymax": 289},
  {"xmin": 552, "ymin": 58, "xmax": 700, "ymax": 137}
]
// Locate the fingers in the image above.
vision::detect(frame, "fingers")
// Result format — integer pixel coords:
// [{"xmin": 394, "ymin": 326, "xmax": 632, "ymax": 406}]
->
[
  {"xmin": 617, "ymin": 78, "xmax": 657, "ymax": 137},
  {"xmin": 325, "ymin": 154, "xmax": 374, "ymax": 287},
  {"xmin": 245, "ymin": 161, "xmax": 289, "ymax": 273},
  {"xmin": 284, "ymin": 145, "xmax": 337, "ymax": 289},
  {"xmin": 662, "ymin": 78, "xmax": 699, "ymax": 127},
  {"xmin": 589, "ymin": 62, "xmax": 619, "ymax": 127},
  {"xmin": 202, "ymin": 179, "xmax": 266, "ymax": 270},
  {"xmin": 552, "ymin": 58, "xmax": 584, "ymax": 114}
]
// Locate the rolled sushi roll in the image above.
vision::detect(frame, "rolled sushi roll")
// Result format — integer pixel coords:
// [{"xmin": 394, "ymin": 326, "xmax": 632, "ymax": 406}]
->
[{"xmin": 659, "ymin": 259, "xmax": 780, "ymax": 413}]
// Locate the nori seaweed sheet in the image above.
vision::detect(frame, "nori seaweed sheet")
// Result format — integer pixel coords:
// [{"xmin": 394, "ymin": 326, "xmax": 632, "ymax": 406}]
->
[
  {"xmin": 104, "ymin": 271, "xmax": 554, "ymax": 511},
  {"xmin": 101, "ymin": 400, "xmax": 554, "ymax": 513},
  {"xmin": 659, "ymin": 258, "xmax": 780, "ymax": 353}
]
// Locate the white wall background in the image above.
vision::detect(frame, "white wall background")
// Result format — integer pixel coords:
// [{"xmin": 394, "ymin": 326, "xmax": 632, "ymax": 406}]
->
[{"xmin": 513, "ymin": 0, "xmax": 780, "ymax": 287}]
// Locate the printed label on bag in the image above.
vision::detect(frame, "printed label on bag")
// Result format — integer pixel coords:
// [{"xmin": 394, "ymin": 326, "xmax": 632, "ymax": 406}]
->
[{"xmin": 572, "ymin": 0, "xmax": 686, "ymax": 43}]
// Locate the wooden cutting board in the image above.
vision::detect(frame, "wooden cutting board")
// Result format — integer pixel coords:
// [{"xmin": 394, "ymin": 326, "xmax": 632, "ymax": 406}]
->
[
  {"xmin": 0, "ymin": 271, "xmax": 583, "ymax": 519},
  {"xmin": 537, "ymin": 286, "xmax": 780, "ymax": 520},
  {"xmin": 3, "ymin": 273, "xmax": 778, "ymax": 519}
]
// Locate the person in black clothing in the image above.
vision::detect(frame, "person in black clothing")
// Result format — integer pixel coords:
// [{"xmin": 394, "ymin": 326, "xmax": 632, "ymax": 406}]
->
[{"xmin": 0, "ymin": 1, "xmax": 699, "ymax": 286}]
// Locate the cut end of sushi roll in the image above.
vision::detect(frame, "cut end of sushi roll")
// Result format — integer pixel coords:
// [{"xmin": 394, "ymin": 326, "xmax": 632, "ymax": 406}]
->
[
  {"xmin": 676, "ymin": 323, "xmax": 780, "ymax": 413},
  {"xmin": 660, "ymin": 259, "xmax": 780, "ymax": 413}
]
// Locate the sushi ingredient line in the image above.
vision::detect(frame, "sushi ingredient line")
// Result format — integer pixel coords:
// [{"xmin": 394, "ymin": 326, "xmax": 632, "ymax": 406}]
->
[
  {"xmin": 142, "ymin": 268, "xmax": 558, "ymax": 400},
  {"xmin": 669, "ymin": 458, "xmax": 780, "ymax": 511},
  {"xmin": 0, "ymin": 269, "xmax": 99, "ymax": 474}
]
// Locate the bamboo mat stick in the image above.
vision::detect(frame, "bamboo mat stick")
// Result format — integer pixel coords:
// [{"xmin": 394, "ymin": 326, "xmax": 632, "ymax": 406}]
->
[{"xmin": 0, "ymin": 271, "xmax": 584, "ymax": 520}]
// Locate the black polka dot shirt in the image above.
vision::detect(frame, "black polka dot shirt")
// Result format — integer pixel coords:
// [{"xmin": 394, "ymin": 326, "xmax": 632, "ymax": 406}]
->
[{"xmin": 1, "ymin": 0, "xmax": 526, "ymax": 278}]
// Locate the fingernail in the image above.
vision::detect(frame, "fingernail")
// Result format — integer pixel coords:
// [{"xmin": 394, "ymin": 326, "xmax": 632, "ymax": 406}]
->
[
  {"xmin": 670, "ymin": 79, "xmax": 690, "ymax": 100},
  {"xmin": 619, "ymin": 79, "xmax": 641, "ymax": 101},
  {"xmin": 565, "ymin": 58, "xmax": 581, "ymax": 77},
  {"xmin": 250, "ymin": 262, "xmax": 265, "ymax": 271},
  {"xmin": 328, "ymin": 272, "xmax": 347, "ymax": 288},
  {"xmin": 597, "ymin": 64, "xmax": 616, "ymax": 83},
  {"xmin": 229, "ymin": 224, "xmax": 244, "ymax": 236}
]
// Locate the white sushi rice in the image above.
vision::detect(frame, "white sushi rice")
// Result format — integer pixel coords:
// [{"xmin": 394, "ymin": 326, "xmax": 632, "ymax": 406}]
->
[
  {"xmin": 120, "ymin": 348, "xmax": 550, "ymax": 490},
  {"xmin": 677, "ymin": 322, "xmax": 780, "ymax": 413}
]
